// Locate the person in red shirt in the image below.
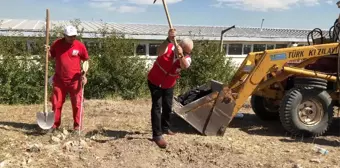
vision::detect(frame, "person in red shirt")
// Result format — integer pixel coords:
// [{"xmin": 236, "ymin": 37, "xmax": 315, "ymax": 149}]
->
[
  {"xmin": 147, "ymin": 28, "xmax": 194, "ymax": 148},
  {"xmin": 46, "ymin": 25, "xmax": 89, "ymax": 133}
]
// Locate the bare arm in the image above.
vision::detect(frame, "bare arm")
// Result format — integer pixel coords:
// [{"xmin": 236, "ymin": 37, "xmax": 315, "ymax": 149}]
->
[
  {"xmin": 176, "ymin": 45, "xmax": 190, "ymax": 69},
  {"xmin": 157, "ymin": 29, "xmax": 176, "ymax": 57},
  {"xmin": 179, "ymin": 56, "xmax": 190, "ymax": 69},
  {"xmin": 156, "ymin": 38, "xmax": 170, "ymax": 56}
]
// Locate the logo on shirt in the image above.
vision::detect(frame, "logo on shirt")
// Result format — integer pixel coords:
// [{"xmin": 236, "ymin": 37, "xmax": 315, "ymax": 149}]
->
[{"xmin": 72, "ymin": 50, "xmax": 79, "ymax": 56}]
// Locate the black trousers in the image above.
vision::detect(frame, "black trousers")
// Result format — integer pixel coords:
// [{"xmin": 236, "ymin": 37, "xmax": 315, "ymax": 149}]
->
[{"xmin": 148, "ymin": 80, "xmax": 174, "ymax": 138}]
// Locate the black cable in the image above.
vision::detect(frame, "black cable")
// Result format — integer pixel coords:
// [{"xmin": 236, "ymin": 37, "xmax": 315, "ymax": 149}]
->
[
  {"xmin": 307, "ymin": 28, "xmax": 324, "ymax": 45},
  {"xmin": 329, "ymin": 26, "xmax": 334, "ymax": 40},
  {"xmin": 306, "ymin": 18, "xmax": 340, "ymax": 92},
  {"xmin": 307, "ymin": 18, "xmax": 340, "ymax": 45}
]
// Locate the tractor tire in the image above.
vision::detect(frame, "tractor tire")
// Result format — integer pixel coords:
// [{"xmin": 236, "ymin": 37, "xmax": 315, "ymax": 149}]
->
[
  {"xmin": 279, "ymin": 86, "xmax": 334, "ymax": 137},
  {"xmin": 294, "ymin": 77, "xmax": 328, "ymax": 90},
  {"xmin": 251, "ymin": 95, "xmax": 280, "ymax": 120}
]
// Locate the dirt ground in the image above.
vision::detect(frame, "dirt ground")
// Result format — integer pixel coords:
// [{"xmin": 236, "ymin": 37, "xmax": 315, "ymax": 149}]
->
[{"xmin": 0, "ymin": 98, "xmax": 339, "ymax": 168}]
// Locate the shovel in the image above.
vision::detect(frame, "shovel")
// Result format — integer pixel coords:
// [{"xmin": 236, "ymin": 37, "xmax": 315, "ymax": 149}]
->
[
  {"xmin": 36, "ymin": 9, "xmax": 55, "ymax": 130},
  {"xmin": 78, "ymin": 61, "xmax": 89, "ymax": 135}
]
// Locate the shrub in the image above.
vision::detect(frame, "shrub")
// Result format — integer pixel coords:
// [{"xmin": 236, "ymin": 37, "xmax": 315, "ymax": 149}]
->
[
  {"xmin": 0, "ymin": 19, "xmax": 237, "ymax": 104},
  {"xmin": 176, "ymin": 40, "xmax": 237, "ymax": 94},
  {"xmin": 85, "ymin": 36, "xmax": 148, "ymax": 100},
  {"xmin": 0, "ymin": 36, "xmax": 45, "ymax": 104}
]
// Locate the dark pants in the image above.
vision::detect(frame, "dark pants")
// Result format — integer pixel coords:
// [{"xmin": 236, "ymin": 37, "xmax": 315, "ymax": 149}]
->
[{"xmin": 148, "ymin": 80, "xmax": 174, "ymax": 138}]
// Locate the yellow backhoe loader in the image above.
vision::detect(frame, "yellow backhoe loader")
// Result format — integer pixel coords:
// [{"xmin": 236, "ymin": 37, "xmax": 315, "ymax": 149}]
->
[{"xmin": 172, "ymin": 3, "xmax": 340, "ymax": 137}]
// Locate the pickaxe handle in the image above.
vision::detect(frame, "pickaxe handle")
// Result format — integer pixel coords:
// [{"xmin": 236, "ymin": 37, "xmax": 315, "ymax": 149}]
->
[{"xmin": 154, "ymin": 0, "xmax": 180, "ymax": 53}]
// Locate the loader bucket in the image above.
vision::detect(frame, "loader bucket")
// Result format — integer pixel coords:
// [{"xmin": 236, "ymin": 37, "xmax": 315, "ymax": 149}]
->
[{"xmin": 173, "ymin": 80, "xmax": 236, "ymax": 136}]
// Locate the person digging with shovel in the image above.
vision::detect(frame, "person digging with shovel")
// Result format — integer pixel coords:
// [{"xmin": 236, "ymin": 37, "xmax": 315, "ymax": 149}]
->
[
  {"xmin": 147, "ymin": 28, "xmax": 194, "ymax": 148},
  {"xmin": 45, "ymin": 25, "xmax": 89, "ymax": 133}
]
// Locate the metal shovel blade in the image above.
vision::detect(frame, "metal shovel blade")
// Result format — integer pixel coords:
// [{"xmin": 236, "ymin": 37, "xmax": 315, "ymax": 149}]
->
[{"xmin": 36, "ymin": 111, "xmax": 55, "ymax": 130}]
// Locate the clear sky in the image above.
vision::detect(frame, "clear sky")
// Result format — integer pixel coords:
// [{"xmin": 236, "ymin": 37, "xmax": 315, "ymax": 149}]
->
[{"xmin": 0, "ymin": 0, "xmax": 340, "ymax": 29}]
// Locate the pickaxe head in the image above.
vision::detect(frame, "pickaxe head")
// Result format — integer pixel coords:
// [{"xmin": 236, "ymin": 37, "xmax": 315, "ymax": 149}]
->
[{"xmin": 153, "ymin": 0, "xmax": 157, "ymax": 4}]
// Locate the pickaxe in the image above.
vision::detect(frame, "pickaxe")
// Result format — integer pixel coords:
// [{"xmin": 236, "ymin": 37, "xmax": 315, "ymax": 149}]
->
[{"xmin": 153, "ymin": 0, "xmax": 180, "ymax": 55}]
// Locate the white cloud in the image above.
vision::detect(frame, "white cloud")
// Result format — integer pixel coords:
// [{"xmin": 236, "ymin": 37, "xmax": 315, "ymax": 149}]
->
[
  {"xmin": 212, "ymin": 0, "xmax": 329, "ymax": 12},
  {"xmin": 88, "ymin": 2, "xmax": 113, "ymax": 8},
  {"xmin": 116, "ymin": 5, "xmax": 147, "ymax": 13},
  {"xmin": 127, "ymin": 0, "xmax": 182, "ymax": 5},
  {"xmin": 86, "ymin": 0, "xmax": 183, "ymax": 13},
  {"xmin": 326, "ymin": 0, "xmax": 333, "ymax": 5}
]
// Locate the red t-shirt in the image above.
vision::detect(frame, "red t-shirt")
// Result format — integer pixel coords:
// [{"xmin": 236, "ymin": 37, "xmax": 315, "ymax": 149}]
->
[{"xmin": 50, "ymin": 38, "xmax": 89, "ymax": 83}]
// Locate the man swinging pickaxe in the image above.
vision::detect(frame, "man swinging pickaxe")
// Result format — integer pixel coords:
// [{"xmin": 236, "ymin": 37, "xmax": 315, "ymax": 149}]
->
[{"xmin": 147, "ymin": 0, "xmax": 194, "ymax": 149}]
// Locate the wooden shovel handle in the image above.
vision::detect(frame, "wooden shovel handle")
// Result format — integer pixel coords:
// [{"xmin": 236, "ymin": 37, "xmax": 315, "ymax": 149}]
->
[{"xmin": 44, "ymin": 9, "xmax": 50, "ymax": 112}]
